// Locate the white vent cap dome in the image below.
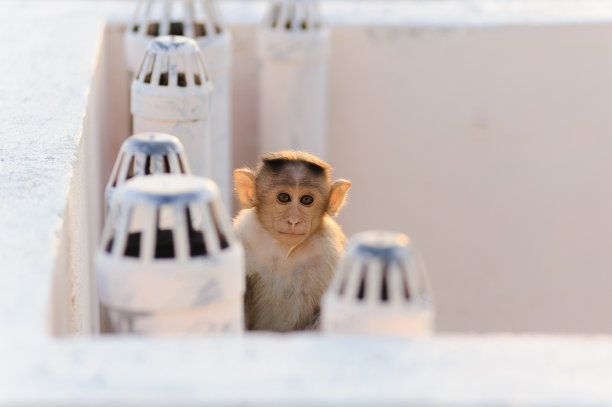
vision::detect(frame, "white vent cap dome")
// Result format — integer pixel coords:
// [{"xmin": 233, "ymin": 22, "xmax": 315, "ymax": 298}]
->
[
  {"xmin": 105, "ymin": 133, "xmax": 191, "ymax": 211},
  {"xmin": 96, "ymin": 174, "xmax": 245, "ymax": 331},
  {"xmin": 135, "ymin": 35, "xmax": 211, "ymax": 90},
  {"xmin": 322, "ymin": 231, "xmax": 434, "ymax": 336},
  {"xmin": 128, "ymin": 0, "xmax": 226, "ymax": 39},
  {"xmin": 102, "ymin": 175, "xmax": 236, "ymax": 262},
  {"xmin": 107, "ymin": 133, "xmax": 191, "ymax": 189},
  {"xmin": 333, "ymin": 231, "xmax": 432, "ymax": 305},
  {"xmin": 125, "ymin": 0, "xmax": 230, "ymax": 75}
]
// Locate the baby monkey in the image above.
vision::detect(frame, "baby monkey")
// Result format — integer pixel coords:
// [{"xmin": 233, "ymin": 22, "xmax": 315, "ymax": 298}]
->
[{"xmin": 233, "ymin": 151, "xmax": 351, "ymax": 331}]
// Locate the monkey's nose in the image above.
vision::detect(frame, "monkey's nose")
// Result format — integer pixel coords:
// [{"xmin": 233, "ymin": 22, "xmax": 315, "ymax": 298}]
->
[{"xmin": 287, "ymin": 217, "xmax": 300, "ymax": 226}]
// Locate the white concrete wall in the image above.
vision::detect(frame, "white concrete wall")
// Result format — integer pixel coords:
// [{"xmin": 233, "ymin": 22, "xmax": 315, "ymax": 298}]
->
[
  {"xmin": 230, "ymin": 22, "xmax": 612, "ymax": 333},
  {"xmin": 51, "ymin": 17, "xmax": 132, "ymax": 337},
  {"xmin": 329, "ymin": 24, "xmax": 612, "ymax": 334}
]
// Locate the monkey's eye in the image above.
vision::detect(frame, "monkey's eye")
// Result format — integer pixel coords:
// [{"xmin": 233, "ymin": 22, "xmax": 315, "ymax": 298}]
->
[
  {"xmin": 299, "ymin": 195, "xmax": 314, "ymax": 206},
  {"xmin": 277, "ymin": 192, "xmax": 291, "ymax": 204}
]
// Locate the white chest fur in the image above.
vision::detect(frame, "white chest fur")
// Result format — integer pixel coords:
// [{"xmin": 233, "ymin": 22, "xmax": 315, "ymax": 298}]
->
[{"xmin": 234, "ymin": 208, "xmax": 342, "ymax": 331}]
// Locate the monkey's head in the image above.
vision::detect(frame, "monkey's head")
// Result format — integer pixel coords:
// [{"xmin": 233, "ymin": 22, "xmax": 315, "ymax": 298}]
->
[{"xmin": 234, "ymin": 151, "xmax": 351, "ymax": 246}]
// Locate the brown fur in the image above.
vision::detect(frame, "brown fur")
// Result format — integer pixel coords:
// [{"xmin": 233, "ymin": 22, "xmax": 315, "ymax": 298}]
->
[{"xmin": 233, "ymin": 151, "xmax": 351, "ymax": 331}]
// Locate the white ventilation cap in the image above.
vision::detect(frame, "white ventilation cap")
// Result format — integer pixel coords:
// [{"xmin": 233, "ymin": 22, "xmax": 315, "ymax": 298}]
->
[
  {"xmin": 321, "ymin": 231, "xmax": 434, "ymax": 336},
  {"xmin": 101, "ymin": 174, "xmax": 240, "ymax": 309},
  {"xmin": 105, "ymin": 133, "xmax": 191, "ymax": 212},
  {"xmin": 102, "ymin": 175, "xmax": 236, "ymax": 263},
  {"xmin": 131, "ymin": 35, "xmax": 212, "ymax": 121},
  {"xmin": 259, "ymin": 0, "xmax": 329, "ymax": 63},
  {"xmin": 96, "ymin": 174, "xmax": 245, "ymax": 334},
  {"xmin": 263, "ymin": 0, "xmax": 324, "ymax": 32},
  {"xmin": 125, "ymin": 0, "xmax": 227, "ymax": 74}
]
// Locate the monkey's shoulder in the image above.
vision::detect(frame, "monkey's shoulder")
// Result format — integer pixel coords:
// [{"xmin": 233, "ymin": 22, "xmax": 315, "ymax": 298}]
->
[
  {"xmin": 311, "ymin": 216, "xmax": 346, "ymax": 259},
  {"xmin": 232, "ymin": 208, "xmax": 269, "ymax": 247},
  {"xmin": 318, "ymin": 216, "xmax": 347, "ymax": 245}
]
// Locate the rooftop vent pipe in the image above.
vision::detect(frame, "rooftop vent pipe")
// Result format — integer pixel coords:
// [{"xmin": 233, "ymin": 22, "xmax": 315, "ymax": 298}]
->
[
  {"xmin": 258, "ymin": 0, "xmax": 329, "ymax": 159},
  {"xmin": 105, "ymin": 133, "xmax": 191, "ymax": 214},
  {"xmin": 321, "ymin": 231, "xmax": 434, "ymax": 336},
  {"xmin": 125, "ymin": 0, "xmax": 233, "ymax": 207},
  {"xmin": 131, "ymin": 36, "xmax": 213, "ymax": 178},
  {"xmin": 125, "ymin": 0, "xmax": 227, "ymax": 76},
  {"xmin": 95, "ymin": 175, "xmax": 245, "ymax": 335}
]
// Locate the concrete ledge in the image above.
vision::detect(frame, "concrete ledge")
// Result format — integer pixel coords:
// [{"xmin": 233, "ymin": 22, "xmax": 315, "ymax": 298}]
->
[
  {"xmin": 3, "ymin": 334, "xmax": 612, "ymax": 406},
  {"xmin": 225, "ymin": 0, "xmax": 612, "ymax": 27}
]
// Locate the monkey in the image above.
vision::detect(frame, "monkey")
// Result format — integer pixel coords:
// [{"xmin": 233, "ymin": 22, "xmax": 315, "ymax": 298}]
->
[{"xmin": 233, "ymin": 151, "xmax": 351, "ymax": 332}]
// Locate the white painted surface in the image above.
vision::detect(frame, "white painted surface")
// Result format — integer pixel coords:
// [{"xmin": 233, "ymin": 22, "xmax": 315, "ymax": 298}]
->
[
  {"xmin": 258, "ymin": 29, "xmax": 330, "ymax": 159},
  {"xmin": 0, "ymin": 0, "xmax": 131, "ymax": 339},
  {"xmin": 124, "ymin": 0, "xmax": 234, "ymax": 206},
  {"xmin": 228, "ymin": 4, "xmax": 612, "ymax": 334},
  {"xmin": 201, "ymin": 33, "xmax": 234, "ymax": 208},
  {"xmin": 4, "ymin": 334, "xmax": 612, "ymax": 406},
  {"xmin": 97, "ymin": 175, "xmax": 244, "ymax": 334},
  {"xmin": 7, "ymin": 1, "xmax": 612, "ymax": 406},
  {"xmin": 131, "ymin": 36, "xmax": 213, "ymax": 177},
  {"xmin": 322, "ymin": 231, "xmax": 434, "ymax": 336},
  {"xmin": 325, "ymin": 24, "xmax": 612, "ymax": 334},
  {"xmin": 134, "ymin": 116, "xmax": 212, "ymax": 175},
  {"xmin": 258, "ymin": 0, "xmax": 330, "ymax": 158},
  {"xmin": 105, "ymin": 133, "xmax": 191, "ymax": 214}
]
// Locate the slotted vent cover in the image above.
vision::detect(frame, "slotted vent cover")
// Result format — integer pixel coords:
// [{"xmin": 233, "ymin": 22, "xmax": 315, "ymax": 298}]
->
[
  {"xmin": 108, "ymin": 133, "xmax": 190, "ymax": 187},
  {"xmin": 263, "ymin": 0, "xmax": 323, "ymax": 31},
  {"xmin": 135, "ymin": 36, "xmax": 211, "ymax": 89},
  {"xmin": 102, "ymin": 175, "xmax": 234, "ymax": 261},
  {"xmin": 125, "ymin": 0, "xmax": 231, "ymax": 75},
  {"xmin": 321, "ymin": 231, "xmax": 434, "ymax": 336},
  {"xmin": 105, "ymin": 133, "xmax": 190, "ymax": 213},
  {"xmin": 128, "ymin": 0, "xmax": 226, "ymax": 39},
  {"xmin": 96, "ymin": 174, "xmax": 245, "ymax": 335}
]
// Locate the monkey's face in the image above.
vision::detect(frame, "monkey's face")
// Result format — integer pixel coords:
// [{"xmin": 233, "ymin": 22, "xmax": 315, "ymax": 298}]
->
[
  {"xmin": 258, "ymin": 185, "xmax": 327, "ymax": 246},
  {"xmin": 235, "ymin": 155, "xmax": 349, "ymax": 248}
]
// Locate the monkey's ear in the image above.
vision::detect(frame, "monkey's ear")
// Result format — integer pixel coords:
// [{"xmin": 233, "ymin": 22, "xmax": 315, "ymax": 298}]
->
[
  {"xmin": 234, "ymin": 168, "xmax": 257, "ymax": 208},
  {"xmin": 327, "ymin": 179, "xmax": 351, "ymax": 216}
]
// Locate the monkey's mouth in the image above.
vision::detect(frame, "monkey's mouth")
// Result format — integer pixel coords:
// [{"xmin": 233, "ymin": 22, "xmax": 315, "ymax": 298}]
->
[{"xmin": 278, "ymin": 231, "xmax": 306, "ymax": 237}]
